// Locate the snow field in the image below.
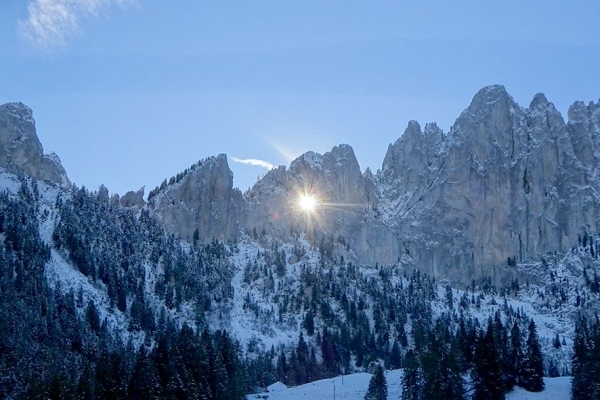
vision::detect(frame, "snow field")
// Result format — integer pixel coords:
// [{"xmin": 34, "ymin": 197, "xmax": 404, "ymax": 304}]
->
[{"xmin": 246, "ymin": 370, "xmax": 571, "ymax": 400}]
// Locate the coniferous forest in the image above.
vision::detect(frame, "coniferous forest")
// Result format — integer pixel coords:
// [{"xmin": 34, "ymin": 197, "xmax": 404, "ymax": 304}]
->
[
  {"xmin": 0, "ymin": 175, "xmax": 596, "ymax": 399},
  {"xmin": 571, "ymin": 316, "xmax": 600, "ymax": 400}
]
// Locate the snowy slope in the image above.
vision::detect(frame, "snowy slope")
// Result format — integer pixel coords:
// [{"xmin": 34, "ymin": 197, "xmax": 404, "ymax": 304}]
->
[
  {"xmin": 245, "ymin": 370, "xmax": 571, "ymax": 400},
  {"xmin": 0, "ymin": 165, "xmax": 587, "ymax": 390}
]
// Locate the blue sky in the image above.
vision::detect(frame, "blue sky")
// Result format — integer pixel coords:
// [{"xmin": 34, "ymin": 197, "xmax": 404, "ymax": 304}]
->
[{"xmin": 1, "ymin": 1, "xmax": 600, "ymax": 195}]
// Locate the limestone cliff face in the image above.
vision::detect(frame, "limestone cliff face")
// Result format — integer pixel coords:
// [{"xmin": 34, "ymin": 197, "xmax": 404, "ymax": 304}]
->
[
  {"xmin": 147, "ymin": 155, "xmax": 246, "ymax": 242},
  {"xmin": 377, "ymin": 85, "xmax": 600, "ymax": 285},
  {"xmin": 144, "ymin": 86, "xmax": 600, "ymax": 282},
  {"xmin": 118, "ymin": 187, "xmax": 146, "ymax": 208},
  {"xmin": 5, "ymin": 88, "xmax": 600, "ymax": 287},
  {"xmin": 245, "ymin": 144, "xmax": 400, "ymax": 265},
  {"xmin": 0, "ymin": 102, "xmax": 69, "ymax": 185}
]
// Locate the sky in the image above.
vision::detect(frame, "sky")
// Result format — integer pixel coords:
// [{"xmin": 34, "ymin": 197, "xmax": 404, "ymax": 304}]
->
[{"xmin": 1, "ymin": 1, "xmax": 600, "ymax": 195}]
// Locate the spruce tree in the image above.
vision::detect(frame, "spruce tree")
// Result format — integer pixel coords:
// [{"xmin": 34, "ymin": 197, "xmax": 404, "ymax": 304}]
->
[
  {"xmin": 402, "ymin": 350, "xmax": 422, "ymax": 400},
  {"xmin": 553, "ymin": 333, "xmax": 562, "ymax": 349},
  {"xmin": 507, "ymin": 321, "xmax": 523, "ymax": 390},
  {"xmin": 304, "ymin": 311, "xmax": 315, "ymax": 336},
  {"xmin": 128, "ymin": 345, "xmax": 161, "ymax": 399},
  {"xmin": 572, "ymin": 316, "xmax": 600, "ymax": 400},
  {"xmin": 572, "ymin": 316, "xmax": 591, "ymax": 400},
  {"xmin": 521, "ymin": 319, "xmax": 544, "ymax": 392},
  {"xmin": 492, "ymin": 311, "xmax": 511, "ymax": 392},
  {"xmin": 390, "ymin": 340, "xmax": 402, "ymax": 369},
  {"xmin": 364, "ymin": 364, "xmax": 387, "ymax": 400},
  {"xmin": 590, "ymin": 323, "xmax": 600, "ymax": 399},
  {"xmin": 472, "ymin": 321, "xmax": 505, "ymax": 400}
]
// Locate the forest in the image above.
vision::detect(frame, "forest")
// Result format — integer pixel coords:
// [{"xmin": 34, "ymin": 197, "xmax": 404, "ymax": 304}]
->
[{"xmin": 0, "ymin": 177, "xmax": 597, "ymax": 399}]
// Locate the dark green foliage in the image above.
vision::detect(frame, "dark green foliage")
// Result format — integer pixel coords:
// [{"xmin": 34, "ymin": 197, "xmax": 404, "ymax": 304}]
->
[
  {"xmin": 571, "ymin": 316, "xmax": 600, "ymax": 400},
  {"xmin": 521, "ymin": 319, "xmax": 544, "ymax": 392},
  {"xmin": 0, "ymin": 179, "xmax": 249, "ymax": 399},
  {"xmin": 0, "ymin": 181, "xmax": 81, "ymax": 399},
  {"xmin": 472, "ymin": 321, "xmax": 505, "ymax": 400},
  {"xmin": 86, "ymin": 300, "xmax": 101, "ymax": 332},
  {"xmin": 364, "ymin": 365, "xmax": 387, "ymax": 400},
  {"xmin": 553, "ymin": 333, "xmax": 562, "ymax": 349},
  {"xmin": 1, "ymin": 175, "xmax": 575, "ymax": 399},
  {"xmin": 53, "ymin": 187, "xmax": 234, "ymax": 320},
  {"xmin": 446, "ymin": 284, "xmax": 454, "ymax": 309},
  {"xmin": 389, "ymin": 340, "xmax": 402, "ymax": 369},
  {"xmin": 304, "ymin": 311, "xmax": 315, "ymax": 336},
  {"xmin": 401, "ymin": 350, "xmax": 422, "ymax": 400},
  {"xmin": 506, "ymin": 321, "xmax": 523, "ymax": 390}
]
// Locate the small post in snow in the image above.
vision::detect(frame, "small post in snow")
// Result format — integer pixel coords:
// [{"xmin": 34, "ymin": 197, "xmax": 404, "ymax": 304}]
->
[{"xmin": 333, "ymin": 378, "xmax": 335, "ymax": 400}]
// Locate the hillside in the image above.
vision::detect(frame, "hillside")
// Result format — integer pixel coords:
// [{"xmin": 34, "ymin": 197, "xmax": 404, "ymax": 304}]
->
[{"xmin": 1, "ymin": 86, "xmax": 600, "ymax": 398}]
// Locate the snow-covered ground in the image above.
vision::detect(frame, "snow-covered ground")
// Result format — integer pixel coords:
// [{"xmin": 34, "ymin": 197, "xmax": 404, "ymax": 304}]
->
[{"xmin": 246, "ymin": 370, "xmax": 571, "ymax": 400}]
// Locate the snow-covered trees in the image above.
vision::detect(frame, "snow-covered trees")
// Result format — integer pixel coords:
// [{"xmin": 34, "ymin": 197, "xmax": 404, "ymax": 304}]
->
[
  {"xmin": 521, "ymin": 319, "xmax": 545, "ymax": 392},
  {"xmin": 472, "ymin": 320, "xmax": 505, "ymax": 400},
  {"xmin": 572, "ymin": 315, "xmax": 600, "ymax": 400},
  {"xmin": 364, "ymin": 365, "xmax": 387, "ymax": 400}
]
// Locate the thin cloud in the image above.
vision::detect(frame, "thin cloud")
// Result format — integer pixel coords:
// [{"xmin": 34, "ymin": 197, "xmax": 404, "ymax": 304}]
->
[
  {"xmin": 18, "ymin": 0, "xmax": 136, "ymax": 50},
  {"xmin": 231, "ymin": 157, "xmax": 274, "ymax": 170}
]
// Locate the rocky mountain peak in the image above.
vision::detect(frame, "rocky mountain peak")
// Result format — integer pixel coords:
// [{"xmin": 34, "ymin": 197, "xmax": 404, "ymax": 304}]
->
[
  {"xmin": 459, "ymin": 85, "xmax": 520, "ymax": 130},
  {"xmin": 529, "ymin": 92, "xmax": 550, "ymax": 110},
  {"xmin": 1, "ymin": 102, "xmax": 35, "ymax": 126},
  {"xmin": 325, "ymin": 143, "xmax": 356, "ymax": 164},
  {"xmin": 118, "ymin": 187, "xmax": 146, "ymax": 208},
  {"xmin": 289, "ymin": 151, "xmax": 324, "ymax": 173},
  {"xmin": 147, "ymin": 154, "xmax": 245, "ymax": 242},
  {"xmin": 469, "ymin": 84, "xmax": 512, "ymax": 107},
  {"xmin": 403, "ymin": 120, "xmax": 422, "ymax": 140},
  {"xmin": 6, "ymin": 87, "xmax": 600, "ymax": 289},
  {"xmin": 375, "ymin": 86, "xmax": 600, "ymax": 286},
  {"xmin": 567, "ymin": 99, "xmax": 600, "ymax": 123},
  {"xmin": 0, "ymin": 102, "xmax": 69, "ymax": 185}
]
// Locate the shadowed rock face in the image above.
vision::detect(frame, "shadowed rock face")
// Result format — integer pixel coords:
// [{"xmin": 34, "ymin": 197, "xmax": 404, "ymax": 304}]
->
[
  {"xmin": 0, "ymin": 102, "xmax": 69, "ymax": 185},
  {"xmin": 5, "ymin": 85, "xmax": 600, "ymax": 287},
  {"xmin": 244, "ymin": 144, "xmax": 400, "ymax": 265},
  {"xmin": 377, "ymin": 85, "xmax": 600, "ymax": 285},
  {"xmin": 139, "ymin": 86, "xmax": 600, "ymax": 286},
  {"xmin": 147, "ymin": 154, "xmax": 246, "ymax": 243},
  {"xmin": 118, "ymin": 187, "xmax": 146, "ymax": 208}
]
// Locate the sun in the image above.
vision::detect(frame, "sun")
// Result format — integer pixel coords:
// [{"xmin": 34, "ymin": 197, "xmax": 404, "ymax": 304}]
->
[{"xmin": 298, "ymin": 194, "xmax": 318, "ymax": 213}]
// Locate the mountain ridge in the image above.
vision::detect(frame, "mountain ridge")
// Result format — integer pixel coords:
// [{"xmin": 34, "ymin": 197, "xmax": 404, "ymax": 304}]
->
[
  {"xmin": 2, "ymin": 87, "xmax": 600, "ymax": 396},
  {"xmin": 138, "ymin": 85, "xmax": 600, "ymax": 287},
  {"xmin": 4, "ymin": 85, "xmax": 599, "ymax": 287}
]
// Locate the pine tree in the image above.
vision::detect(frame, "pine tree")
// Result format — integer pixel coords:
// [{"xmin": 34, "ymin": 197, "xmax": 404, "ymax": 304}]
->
[
  {"xmin": 128, "ymin": 345, "xmax": 161, "ymax": 399},
  {"xmin": 472, "ymin": 321, "xmax": 505, "ymax": 400},
  {"xmin": 571, "ymin": 316, "xmax": 591, "ymax": 400},
  {"xmin": 443, "ymin": 345, "xmax": 466, "ymax": 400},
  {"xmin": 304, "ymin": 311, "xmax": 315, "ymax": 336},
  {"xmin": 553, "ymin": 333, "xmax": 562, "ymax": 349},
  {"xmin": 445, "ymin": 284, "xmax": 454, "ymax": 309},
  {"xmin": 492, "ymin": 311, "xmax": 510, "ymax": 392},
  {"xmin": 506, "ymin": 321, "xmax": 523, "ymax": 390},
  {"xmin": 521, "ymin": 319, "xmax": 544, "ymax": 392},
  {"xmin": 590, "ymin": 323, "xmax": 600, "ymax": 399},
  {"xmin": 86, "ymin": 300, "xmax": 101, "ymax": 332},
  {"xmin": 364, "ymin": 364, "xmax": 387, "ymax": 400},
  {"xmin": 402, "ymin": 350, "xmax": 422, "ymax": 400},
  {"xmin": 572, "ymin": 316, "xmax": 600, "ymax": 400},
  {"xmin": 390, "ymin": 340, "xmax": 402, "ymax": 369}
]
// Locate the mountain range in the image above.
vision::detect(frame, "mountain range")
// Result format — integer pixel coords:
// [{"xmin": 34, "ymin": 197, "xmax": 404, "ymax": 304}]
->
[
  {"xmin": 1, "ymin": 86, "xmax": 600, "ymax": 398},
  {"xmin": 110, "ymin": 85, "xmax": 600, "ymax": 286}
]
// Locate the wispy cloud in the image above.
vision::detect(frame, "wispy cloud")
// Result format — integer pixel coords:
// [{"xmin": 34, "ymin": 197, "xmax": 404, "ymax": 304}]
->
[
  {"xmin": 231, "ymin": 157, "xmax": 274, "ymax": 170},
  {"xmin": 18, "ymin": 0, "xmax": 136, "ymax": 50}
]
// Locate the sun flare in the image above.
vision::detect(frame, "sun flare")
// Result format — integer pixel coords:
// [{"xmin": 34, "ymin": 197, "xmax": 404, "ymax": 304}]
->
[{"xmin": 298, "ymin": 194, "xmax": 318, "ymax": 213}]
